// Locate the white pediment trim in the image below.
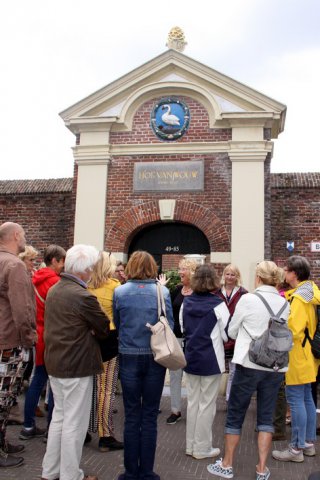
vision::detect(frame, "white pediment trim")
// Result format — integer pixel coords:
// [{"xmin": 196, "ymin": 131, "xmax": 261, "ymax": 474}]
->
[
  {"xmin": 114, "ymin": 81, "xmax": 222, "ymax": 130},
  {"xmin": 157, "ymin": 72, "xmax": 189, "ymax": 82},
  {"xmin": 60, "ymin": 49, "xmax": 286, "ymax": 137},
  {"xmin": 214, "ymin": 94, "xmax": 245, "ymax": 113},
  {"xmin": 99, "ymin": 100, "xmax": 126, "ymax": 117}
]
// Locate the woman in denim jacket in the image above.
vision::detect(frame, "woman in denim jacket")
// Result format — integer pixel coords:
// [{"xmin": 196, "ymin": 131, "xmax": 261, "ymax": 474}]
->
[{"xmin": 113, "ymin": 251, "xmax": 173, "ymax": 480}]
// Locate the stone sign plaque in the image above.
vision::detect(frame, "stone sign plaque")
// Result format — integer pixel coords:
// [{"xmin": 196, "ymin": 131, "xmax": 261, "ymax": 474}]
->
[{"xmin": 133, "ymin": 161, "xmax": 204, "ymax": 192}]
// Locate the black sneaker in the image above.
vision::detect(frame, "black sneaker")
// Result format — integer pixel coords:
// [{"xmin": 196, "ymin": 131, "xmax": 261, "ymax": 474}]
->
[
  {"xmin": 19, "ymin": 426, "xmax": 46, "ymax": 440},
  {"xmin": 98, "ymin": 436, "xmax": 124, "ymax": 452},
  {"xmin": 166, "ymin": 412, "xmax": 182, "ymax": 425}
]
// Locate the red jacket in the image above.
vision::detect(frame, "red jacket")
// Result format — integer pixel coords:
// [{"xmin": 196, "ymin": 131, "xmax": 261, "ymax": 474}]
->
[{"xmin": 32, "ymin": 267, "xmax": 60, "ymax": 365}]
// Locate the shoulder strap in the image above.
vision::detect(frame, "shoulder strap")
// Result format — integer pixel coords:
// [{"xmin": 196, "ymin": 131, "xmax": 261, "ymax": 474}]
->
[
  {"xmin": 156, "ymin": 282, "xmax": 166, "ymax": 318},
  {"xmin": 303, "ymin": 305, "xmax": 320, "ymax": 348},
  {"xmin": 254, "ymin": 292, "xmax": 287, "ymax": 319},
  {"xmin": 34, "ymin": 285, "xmax": 45, "ymax": 304},
  {"xmin": 242, "ymin": 324, "xmax": 253, "ymax": 340}
]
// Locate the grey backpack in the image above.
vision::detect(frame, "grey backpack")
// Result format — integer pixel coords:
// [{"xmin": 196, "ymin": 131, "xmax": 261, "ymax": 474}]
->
[{"xmin": 245, "ymin": 293, "xmax": 292, "ymax": 371}]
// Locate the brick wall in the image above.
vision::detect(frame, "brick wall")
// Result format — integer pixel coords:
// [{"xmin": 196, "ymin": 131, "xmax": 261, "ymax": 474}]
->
[
  {"xmin": 264, "ymin": 153, "xmax": 272, "ymax": 260},
  {"xmin": 105, "ymin": 152, "xmax": 231, "ymax": 252},
  {"xmin": 106, "ymin": 96, "xmax": 232, "ymax": 254},
  {"xmin": 0, "ymin": 179, "xmax": 73, "ymax": 258},
  {"xmin": 1, "ymin": 172, "xmax": 319, "ymax": 281},
  {"xmin": 271, "ymin": 173, "xmax": 320, "ymax": 281}
]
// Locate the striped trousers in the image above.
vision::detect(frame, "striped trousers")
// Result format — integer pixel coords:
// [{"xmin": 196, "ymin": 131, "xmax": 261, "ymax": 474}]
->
[{"xmin": 97, "ymin": 356, "xmax": 119, "ymax": 438}]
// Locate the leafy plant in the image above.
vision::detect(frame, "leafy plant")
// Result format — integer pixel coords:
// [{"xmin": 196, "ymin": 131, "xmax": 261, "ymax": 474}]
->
[{"xmin": 163, "ymin": 269, "xmax": 181, "ymax": 293}]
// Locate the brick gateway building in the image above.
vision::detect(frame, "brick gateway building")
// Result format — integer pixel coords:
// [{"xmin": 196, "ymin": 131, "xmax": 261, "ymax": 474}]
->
[{"xmin": 1, "ymin": 44, "xmax": 319, "ymax": 288}]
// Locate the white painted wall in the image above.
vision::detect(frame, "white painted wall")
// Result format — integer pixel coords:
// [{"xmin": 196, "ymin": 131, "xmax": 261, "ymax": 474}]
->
[
  {"xmin": 74, "ymin": 163, "xmax": 108, "ymax": 249},
  {"xmin": 231, "ymin": 159, "xmax": 265, "ymax": 291}
]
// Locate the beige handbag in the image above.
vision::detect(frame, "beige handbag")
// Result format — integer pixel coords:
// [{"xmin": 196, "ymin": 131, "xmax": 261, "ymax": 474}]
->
[{"xmin": 146, "ymin": 282, "xmax": 187, "ymax": 371}]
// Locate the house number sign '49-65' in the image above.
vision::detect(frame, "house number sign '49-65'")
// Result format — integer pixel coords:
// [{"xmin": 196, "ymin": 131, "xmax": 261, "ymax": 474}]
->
[{"xmin": 165, "ymin": 246, "xmax": 180, "ymax": 252}]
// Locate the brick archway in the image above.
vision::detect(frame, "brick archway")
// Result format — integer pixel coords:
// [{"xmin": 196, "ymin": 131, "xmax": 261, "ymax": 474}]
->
[{"xmin": 106, "ymin": 200, "xmax": 230, "ymax": 252}]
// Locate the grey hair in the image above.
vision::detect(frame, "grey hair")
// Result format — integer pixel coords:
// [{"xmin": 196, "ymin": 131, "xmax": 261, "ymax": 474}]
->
[{"xmin": 64, "ymin": 244, "xmax": 99, "ymax": 274}]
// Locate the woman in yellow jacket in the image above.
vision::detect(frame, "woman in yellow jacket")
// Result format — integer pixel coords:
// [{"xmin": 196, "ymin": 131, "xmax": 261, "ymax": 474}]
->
[
  {"xmin": 273, "ymin": 255, "xmax": 320, "ymax": 463},
  {"xmin": 88, "ymin": 251, "xmax": 123, "ymax": 452}
]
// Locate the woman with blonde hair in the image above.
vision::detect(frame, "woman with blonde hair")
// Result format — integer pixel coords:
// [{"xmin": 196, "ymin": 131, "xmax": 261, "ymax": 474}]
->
[
  {"xmin": 166, "ymin": 257, "xmax": 198, "ymax": 425},
  {"xmin": 113, "ymin": 251, "xmax": 174, "ymax": 480},
  {"xmin": 19, "ymin": 245, "xmax": 39, "ymax": 276},
  {"xmin": 208, "ymin": 261, "xmax": 289, "ymax": 480},
  {"xmin": 217, "ymin": 264, "xmax": 247, "ymax": 402},
  {"xmin": 88, "ymin": 251, "xmax": 123, "ymax": 452}
]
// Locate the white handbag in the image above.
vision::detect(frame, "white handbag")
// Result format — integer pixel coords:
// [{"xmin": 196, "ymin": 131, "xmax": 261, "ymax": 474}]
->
[{"xmin": 146, "ymin": 283, "xmax": 187, "ymax": 371}]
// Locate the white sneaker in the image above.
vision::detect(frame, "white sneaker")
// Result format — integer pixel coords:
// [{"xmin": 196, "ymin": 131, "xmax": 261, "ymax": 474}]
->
[
  {"xmin": 207, "ymin": 458, "xmax": 234, "ymax": 478},
  {"xmin": 272, "ymin": 446, "xmax": 304, "ymax": 462},
  {"xmin": 303, "ymin": 443, "xmax": 316, "ymax": 457},
  {"xmin": 192, "ymin": 447, "xmax": 220, "ymax": 459}
]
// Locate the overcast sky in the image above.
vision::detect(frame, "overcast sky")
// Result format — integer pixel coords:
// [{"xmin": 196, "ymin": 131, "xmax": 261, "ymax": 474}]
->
[{"xmin": 1, "ymin": 0, "xmax": 319, "ymax": 180}]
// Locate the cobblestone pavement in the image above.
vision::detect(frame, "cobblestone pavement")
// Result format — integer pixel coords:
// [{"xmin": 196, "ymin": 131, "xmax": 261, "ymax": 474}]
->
[{"xmin": 3, "ymin": 393, "xmax": 320, "ymax": 480}]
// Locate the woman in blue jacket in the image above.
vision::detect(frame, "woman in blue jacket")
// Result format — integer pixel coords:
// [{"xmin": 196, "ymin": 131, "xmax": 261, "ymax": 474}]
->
[
  {"xmin": 113, "ymin": 251, "xmax": 173, "ymax": 480},
  {"xmin": 181, "ymin": 264, "xmax": 229, "ymax": 460}
]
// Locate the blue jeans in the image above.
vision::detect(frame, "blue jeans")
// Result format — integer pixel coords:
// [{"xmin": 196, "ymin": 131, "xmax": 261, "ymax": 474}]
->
[
  {"xmin": 286, "ymin": 383, "xmax": 316, "ymax": 448},
  {"xmin": 226, "ymin": 364, "xmax": 284, "ymax": 435},
  {"xmin": 24, "ymin": 365, "xmax": 54, "ymax": 428},
  {"xmin": 119, "ymin": 354, "xmax": 166, "ymax": 480}
]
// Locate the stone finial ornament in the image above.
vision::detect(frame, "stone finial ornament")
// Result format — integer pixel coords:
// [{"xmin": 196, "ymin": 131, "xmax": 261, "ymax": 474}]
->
[{"xmin": 166, "ymin": 26, "xmax": 187, "ymax": 52}]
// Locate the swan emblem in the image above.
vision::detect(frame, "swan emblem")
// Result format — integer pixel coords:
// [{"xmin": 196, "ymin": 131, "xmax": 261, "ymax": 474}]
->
[
  {"xmin": 161, "ymin": 104, "xmax": 180, "ymax": 126},
  {"xmin": 151, "ymin": 97, "xmax": 190, "ymax": 141}
]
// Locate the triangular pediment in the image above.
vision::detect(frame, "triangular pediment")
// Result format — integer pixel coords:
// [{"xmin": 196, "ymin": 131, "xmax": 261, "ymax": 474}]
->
[{"xmin": 60, "ymin": 49, "xmax": 286, "ymax": 137}]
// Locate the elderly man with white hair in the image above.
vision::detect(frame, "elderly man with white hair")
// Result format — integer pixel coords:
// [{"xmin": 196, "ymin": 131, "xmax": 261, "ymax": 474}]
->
[{"xmin": 41, "ymin": 245, "xmax": 110, "ymax": 480}]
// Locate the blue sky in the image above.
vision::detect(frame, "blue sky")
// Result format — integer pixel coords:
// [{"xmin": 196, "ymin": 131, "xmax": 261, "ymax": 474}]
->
[{"xmin": 1, "ymin": 0, "xmax": 319, "ymax": 179}]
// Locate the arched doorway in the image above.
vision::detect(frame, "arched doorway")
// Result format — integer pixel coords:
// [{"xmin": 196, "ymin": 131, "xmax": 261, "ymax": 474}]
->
[{"xmin": 128, "ymin": 222, "xmax": 210, "ymax": 271}]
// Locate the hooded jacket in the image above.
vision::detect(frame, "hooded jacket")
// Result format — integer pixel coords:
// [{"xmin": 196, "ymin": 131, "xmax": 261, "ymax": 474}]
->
[
  {"xmin": 285, "ymin": 280, "xmax": 320, "ymax": 385},
  {"xmin": 32, "ymin": 267, "xmax": 60, "ymax": 365}
]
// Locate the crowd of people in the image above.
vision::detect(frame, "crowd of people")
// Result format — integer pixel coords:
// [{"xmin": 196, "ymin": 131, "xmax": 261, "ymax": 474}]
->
[{"xmin": 1, "ymin": 220, "xmax": 320, "ymax": 480}]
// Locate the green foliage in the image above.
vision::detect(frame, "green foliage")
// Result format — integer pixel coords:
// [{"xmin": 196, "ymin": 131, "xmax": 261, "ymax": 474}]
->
[{"xmin": 163, "ymin": 269, "xmax": 181, "ymax": 293}]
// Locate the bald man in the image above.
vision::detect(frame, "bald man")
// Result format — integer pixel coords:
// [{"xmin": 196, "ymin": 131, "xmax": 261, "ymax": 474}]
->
[{"xmin": 0, "ymin": 222, "xmax": 37, "ymax": 468}]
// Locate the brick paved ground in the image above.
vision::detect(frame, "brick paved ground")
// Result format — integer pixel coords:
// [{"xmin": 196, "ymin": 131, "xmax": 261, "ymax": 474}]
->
[{"xmin": 3, "ymin": 392, "xmax": 320, "ymax": 480}]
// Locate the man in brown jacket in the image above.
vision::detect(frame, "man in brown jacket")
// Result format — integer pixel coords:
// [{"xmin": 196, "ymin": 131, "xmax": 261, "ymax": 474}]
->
[
  {"xmin": 41, "ymin": 244, "xmax": 110, "ymax": 480},
  {"xmin": 0, "ymin": 222, "xmax": 37, "ymax": 468}
]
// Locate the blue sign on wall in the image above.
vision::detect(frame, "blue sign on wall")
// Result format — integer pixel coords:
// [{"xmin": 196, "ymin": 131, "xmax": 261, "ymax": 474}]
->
[
  {"xmin": 286, "ymin": 241, "xmax": 294, "ymax": 252},
  {"xmin": 151, "ymin": 97, "xmax": 190, "ymax": 141}
]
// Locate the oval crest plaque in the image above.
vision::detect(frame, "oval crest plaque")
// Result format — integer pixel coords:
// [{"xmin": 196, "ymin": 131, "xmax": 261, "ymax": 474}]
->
[{"xmin": 151, "ymin": 97, "xmax": 190, "ymax": 141}]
